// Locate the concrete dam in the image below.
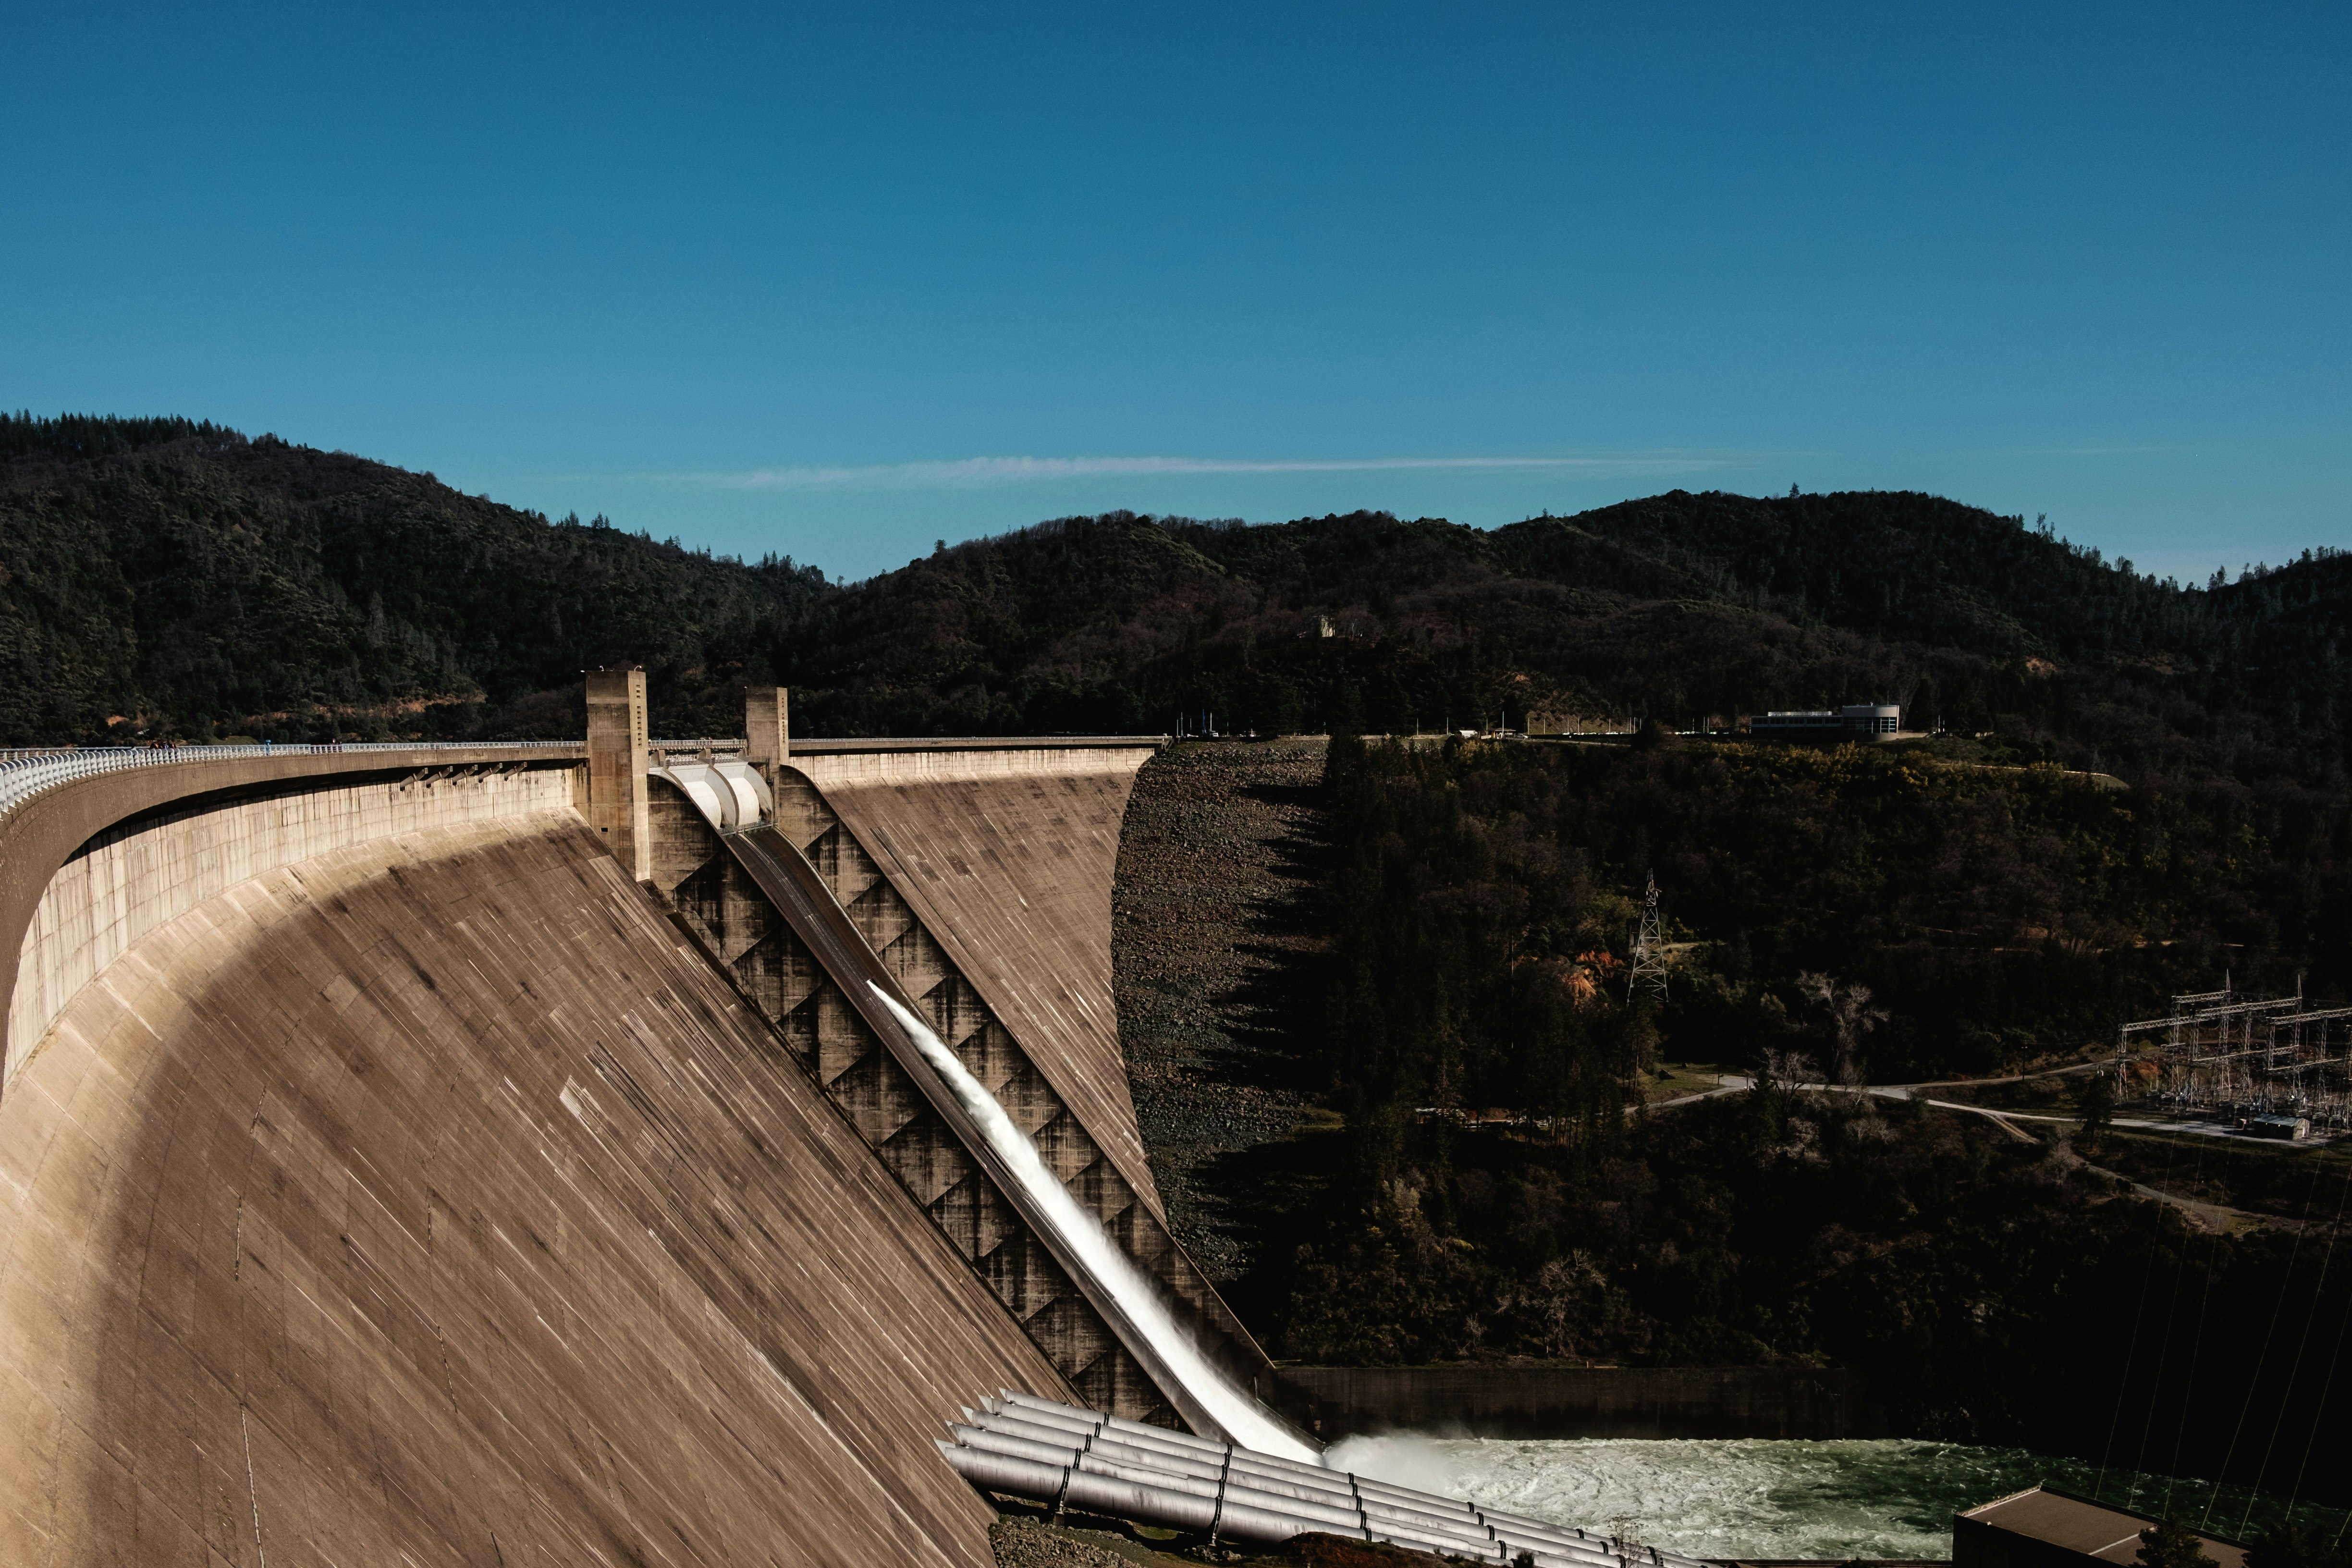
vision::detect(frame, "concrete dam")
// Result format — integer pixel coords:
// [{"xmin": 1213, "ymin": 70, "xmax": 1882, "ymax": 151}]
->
[{"xmin": 0, "ymin": 677, "xmax": 1298, "ymax": 1566}]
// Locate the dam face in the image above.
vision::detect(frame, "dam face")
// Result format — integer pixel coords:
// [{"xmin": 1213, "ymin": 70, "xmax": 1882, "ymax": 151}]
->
[{"xmin": 0, "ymin": 713, "xmax": 1242, "ymax": 1565}]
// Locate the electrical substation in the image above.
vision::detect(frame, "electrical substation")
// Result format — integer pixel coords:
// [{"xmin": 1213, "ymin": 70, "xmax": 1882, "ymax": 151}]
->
[{"xmin": 2116, "ymin": 978, "xmax": 2352, "ymax": 1139}]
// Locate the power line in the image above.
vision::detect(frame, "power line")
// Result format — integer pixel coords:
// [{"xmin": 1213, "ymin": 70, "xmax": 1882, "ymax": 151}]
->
[
  {"xmin": 2099, "ymin": 1132, "xmax": 2183, "ymax": 1504},
  {"xmin": 2202, "ymin": 1159, "xmax": 2328, "ymax": 1531},
  {"xmin": 2256, "ymin": 1165, "xmax": 2351, "ymax": 1531},
  {"xmin": 2122, "ymin": 1135, "xmax": 2195, "ymax": 1512},
  {"xmin": 2162, "ymin": 1210, "xmax": 2226, "ymax": 1521},
  {"xmin": 2307, "ymin": 1232, "xmax": 2352, "ymax": 1547}
]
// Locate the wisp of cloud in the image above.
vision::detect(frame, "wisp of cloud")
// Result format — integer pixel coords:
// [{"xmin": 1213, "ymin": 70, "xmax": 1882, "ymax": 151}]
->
[{"xmin": 694, "ymin": 451, "xmax": 1760, "ymax": 490}]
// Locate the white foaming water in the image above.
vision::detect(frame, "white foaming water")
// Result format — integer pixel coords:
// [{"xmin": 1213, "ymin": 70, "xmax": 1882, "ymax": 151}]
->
[
  {"xmin": 1325, "ymin": 1434, "xmax": 2085, "ymax": 1561},
  {"xmin": 870, "ymin": 984, "xmax": 1318, "ymax": 1462}
]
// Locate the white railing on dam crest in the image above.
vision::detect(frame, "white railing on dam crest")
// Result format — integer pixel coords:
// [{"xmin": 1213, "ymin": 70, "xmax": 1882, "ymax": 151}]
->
[
  {"xmin": 0, "ymin": 738, "xmax": 599, "ymax": 820},
  {"xmin": 0, "ymin": 734, "xmax": 1165, "ymax": 821}
]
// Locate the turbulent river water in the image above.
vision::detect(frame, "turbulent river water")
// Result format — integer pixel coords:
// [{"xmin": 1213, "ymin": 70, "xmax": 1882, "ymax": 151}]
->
[{"xmin": 1324, "ymin": 1435, "xmax": 2351, "ymax": 1561}]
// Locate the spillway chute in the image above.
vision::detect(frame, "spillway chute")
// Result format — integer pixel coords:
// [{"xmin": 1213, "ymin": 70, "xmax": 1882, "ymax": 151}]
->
[
  {"xmin": 869, "ymin": 982, "xmax": 1319, "ymax": 1460},
  {"xmin": 649, "ymin": 755, "xmax": 770, "ymax": 830}
]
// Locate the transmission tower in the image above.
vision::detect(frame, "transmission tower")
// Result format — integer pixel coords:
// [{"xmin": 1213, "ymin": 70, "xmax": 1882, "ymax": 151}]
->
[{"xmin": 1627, "ymin": 872, "xmax": 1669, "ymax": 1003}]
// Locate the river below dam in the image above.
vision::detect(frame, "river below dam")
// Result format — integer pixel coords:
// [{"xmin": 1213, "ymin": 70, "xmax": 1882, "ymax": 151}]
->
[{"xmin": 1324, "ymin": 1434, "xmax": 2351, "ymax": 1561}]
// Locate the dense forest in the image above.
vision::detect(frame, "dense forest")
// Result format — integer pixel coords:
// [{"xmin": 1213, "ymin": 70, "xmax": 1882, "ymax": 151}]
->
[
  {"xmin": 11, "ymin": 413, "xmax": 2352, "ymax": 800},
  {"xmin": 776, "ymin": 493, "xmax": 2352, "ymax": 794},
  {"xmin": 0, "ymin": 413, "xmax": 827, "ymax": 742},
  {"xmin": 1270, "ymin": 1065, "xmax": 2352, "ymax": 1507},
  {"xmin": 1318, "ymin": 734, "xmax": 2352, "ymax": 1095}
]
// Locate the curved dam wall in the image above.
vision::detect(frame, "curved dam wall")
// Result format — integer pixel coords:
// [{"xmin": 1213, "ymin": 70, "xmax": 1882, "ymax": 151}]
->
[
  {"xmin": 0, "ymin": 758, "xmax": 1096, "ymax": 1564},
  {"xmin": 7, "ymin": 762, "xmax": 583, "ymax": 1091},
  {"xmin": 0, "ymin": 744, "xmax": 588, "ymax": 1092}
]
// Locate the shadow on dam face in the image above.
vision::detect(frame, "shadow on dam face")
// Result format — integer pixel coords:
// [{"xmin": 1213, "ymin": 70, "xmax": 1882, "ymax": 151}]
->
[{"xmin": 0, "ymin": 813, "xmax": 1064, "ymax": 1564}]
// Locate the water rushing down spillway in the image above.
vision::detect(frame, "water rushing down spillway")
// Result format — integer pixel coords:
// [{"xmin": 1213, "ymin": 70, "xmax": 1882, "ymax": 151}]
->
[{"xmin": 871, "ymin": 984, "xmax": 1319, "ymax": 1461}]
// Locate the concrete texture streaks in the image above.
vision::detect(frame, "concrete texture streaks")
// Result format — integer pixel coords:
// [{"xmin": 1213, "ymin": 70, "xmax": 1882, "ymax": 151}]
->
[
  {"xmin": 796, "ymin": 746, "xmax": 1164, "ymax": 1222},
  {"xmin": 0, "ymin": 814, "xmax": 1066, "ymax": 1565},
  {"xmin": 0, "ymin": 744, "xmax": 590, "ymax": 1097},
  {"xmin": 8, "ymin": 763, "xmax": 581, "ymax": 1091}
]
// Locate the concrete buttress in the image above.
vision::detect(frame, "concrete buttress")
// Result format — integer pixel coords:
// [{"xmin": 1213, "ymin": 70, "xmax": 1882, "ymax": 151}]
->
[{"xmin": 745, "ymin": 685, "xmax": 789, "ymax": 793}]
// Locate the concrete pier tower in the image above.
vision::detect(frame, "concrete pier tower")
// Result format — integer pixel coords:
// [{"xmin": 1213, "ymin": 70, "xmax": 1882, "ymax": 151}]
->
[
  {"xmin": 746, "ymin": 685, "xmax": 789, "ymax": 792},
  {"xmin": 587, "ymin": 666, "xmax": 650, "ymax": 878}
]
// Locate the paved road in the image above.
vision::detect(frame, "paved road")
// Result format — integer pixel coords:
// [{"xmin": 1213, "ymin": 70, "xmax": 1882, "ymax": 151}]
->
[
  {"xmin": 1643, "ymin": 1073, "xmax": 2288, "ymax": 1229},
  {"xmin": 1650, "ymin": 1071, "xmax": 2333, "ymax": 1149}
]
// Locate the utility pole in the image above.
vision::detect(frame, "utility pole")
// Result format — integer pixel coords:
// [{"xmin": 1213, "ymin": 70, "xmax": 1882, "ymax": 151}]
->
[{"xmin": 1627, "ymin": 872, "xmax": 1669, "ymax": 1004}]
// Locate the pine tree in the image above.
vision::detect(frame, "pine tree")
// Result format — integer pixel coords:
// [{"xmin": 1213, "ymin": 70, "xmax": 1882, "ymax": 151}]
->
[{"xmin": 2137, "ymin": 1519, "xmax": 2217, "ymax": 1568}]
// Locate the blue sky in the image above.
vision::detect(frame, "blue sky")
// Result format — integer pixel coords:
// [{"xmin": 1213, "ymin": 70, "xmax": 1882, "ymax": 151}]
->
[{"xmin": 5, "ymin": 2, "xmax": 2346, "ymax": 584}]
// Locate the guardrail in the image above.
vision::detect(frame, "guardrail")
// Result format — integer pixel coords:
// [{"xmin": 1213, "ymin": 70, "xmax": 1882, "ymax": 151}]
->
[
  {"xmin": 0, "ymin": 740, "xmax": 588, "ymax": 822},
  {"xmin": 0, "ymin": 733, "xmax": 1165, "ymax": 824},
  {"xmin": 648, "ymin": 738, "xmax": 748, "ymax": 755}
]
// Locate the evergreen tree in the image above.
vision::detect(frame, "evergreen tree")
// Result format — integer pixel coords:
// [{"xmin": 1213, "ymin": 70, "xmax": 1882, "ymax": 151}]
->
[
  {"xmin": 2136, "ymin": 1519, "xmax": 2217, "ymax": 1568},
  {"xmin": 2247, "ymin": 1522, "xmax": 2352, "ymax": 1568}
]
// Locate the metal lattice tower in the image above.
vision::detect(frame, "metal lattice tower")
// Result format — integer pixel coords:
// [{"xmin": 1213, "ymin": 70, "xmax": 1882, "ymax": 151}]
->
[{"xmin": 1627, "ymin": 871, "xmax": 1669, "ymax": 1004}]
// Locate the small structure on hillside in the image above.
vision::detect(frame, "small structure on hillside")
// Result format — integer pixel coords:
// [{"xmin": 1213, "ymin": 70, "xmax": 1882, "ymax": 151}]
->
[{"xmin": 1746, "ymin": 703, "xmax": 1902, "ymax": 739}]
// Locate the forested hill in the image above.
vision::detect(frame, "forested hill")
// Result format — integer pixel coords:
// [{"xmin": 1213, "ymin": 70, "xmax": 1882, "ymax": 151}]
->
[
  {"xmin": 786, "ymin": 496, "xmax": 2351, "ymax": 787},
  {"xmin": 7, "ymin": 413, "xmax": 2348, "ymax": 786},
  {"xmin": 0, "ymin": 413, "xmax": 827, "ymax": 742}
]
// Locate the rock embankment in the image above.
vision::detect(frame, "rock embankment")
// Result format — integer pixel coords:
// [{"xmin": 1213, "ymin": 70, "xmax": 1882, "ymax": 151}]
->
[
  {"xmin": 990, "ymin": 1516, "xmax": 1171, "ymax": 1566},
  {"xmin": 990, "ymin": 1517, "xmax": 1433, "ymax": 1567},
  {"xmin": 1110, "ymin": 738, "xmax": 1329, "ymax": 1281}
]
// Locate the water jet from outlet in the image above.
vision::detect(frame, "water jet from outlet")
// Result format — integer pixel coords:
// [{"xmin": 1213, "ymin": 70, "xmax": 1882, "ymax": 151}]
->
[{"xmin": 870, "ymin": 982, "xmax": 1316, "ymax": 1461}]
